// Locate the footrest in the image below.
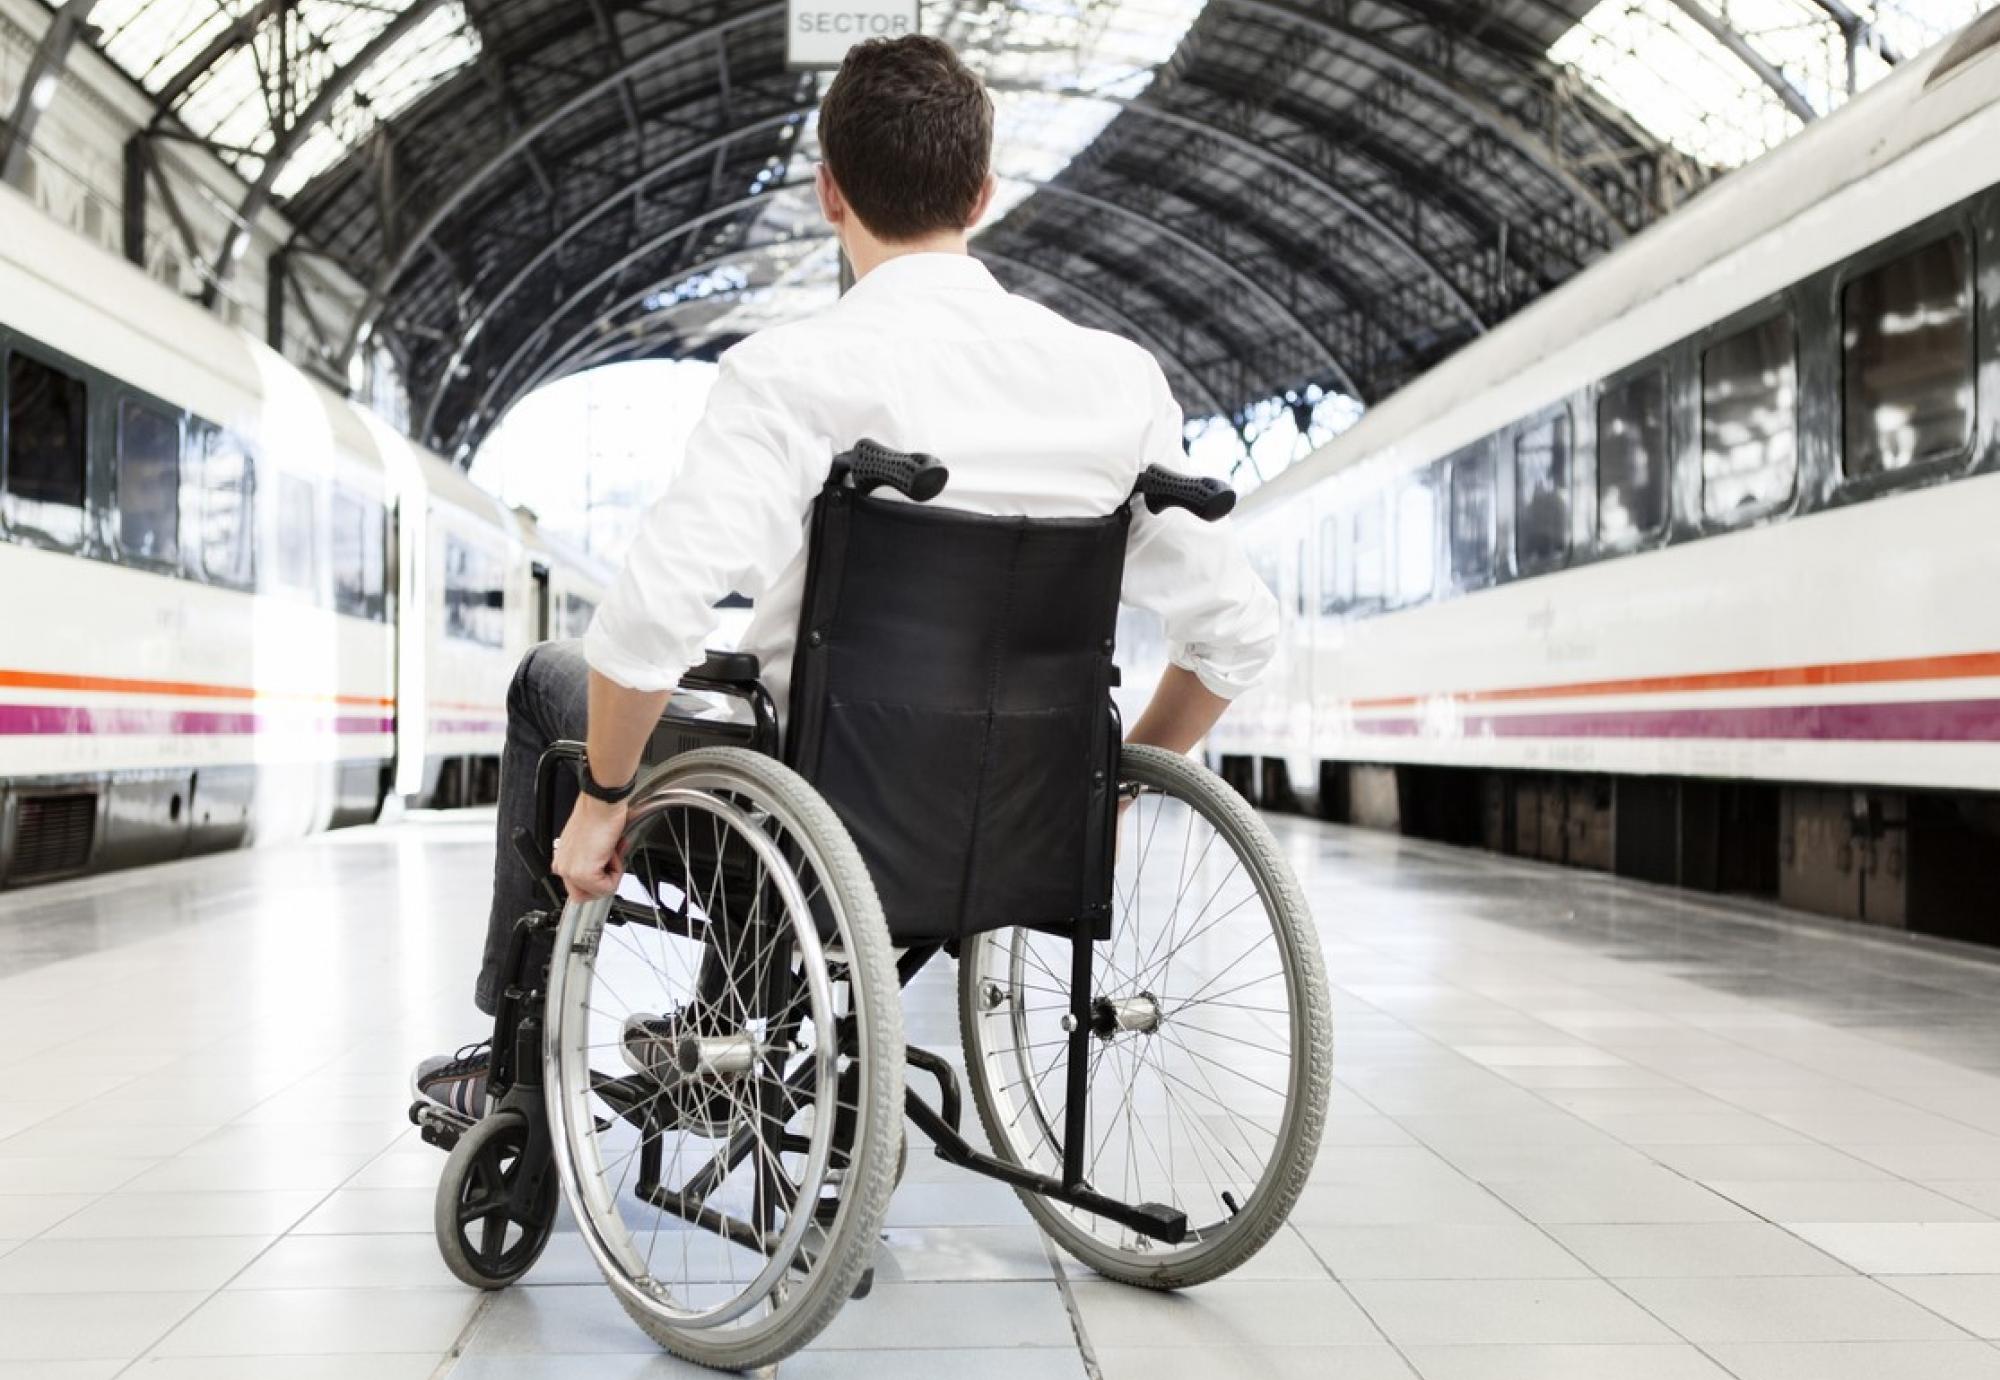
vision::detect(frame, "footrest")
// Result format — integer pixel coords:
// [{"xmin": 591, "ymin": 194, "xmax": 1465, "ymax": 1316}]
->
[{"xmin": 409, "ymin": 1099, "xmax": 471, "ymax": 1152}]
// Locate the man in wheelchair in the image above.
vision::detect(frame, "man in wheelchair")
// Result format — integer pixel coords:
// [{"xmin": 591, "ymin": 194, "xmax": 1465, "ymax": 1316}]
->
[
  {"xmin": 417, "ymin": 30, "xmax": 1278, "ymax": 1120},
  {"xmin": 410, "ymin": 33, "xmax": 1327, "ymax": 1372}
]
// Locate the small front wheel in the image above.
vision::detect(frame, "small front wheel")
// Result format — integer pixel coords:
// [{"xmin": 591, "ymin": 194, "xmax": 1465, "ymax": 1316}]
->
[{"xmin": 435, "ymin": 1110, "xmax": 557, "ymax": 1289}]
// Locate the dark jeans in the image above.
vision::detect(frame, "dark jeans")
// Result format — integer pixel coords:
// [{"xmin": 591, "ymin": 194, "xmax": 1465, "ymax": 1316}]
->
[{"xmin": 474, "ymin": 638, "xmax": 590, "ymax": 1015}]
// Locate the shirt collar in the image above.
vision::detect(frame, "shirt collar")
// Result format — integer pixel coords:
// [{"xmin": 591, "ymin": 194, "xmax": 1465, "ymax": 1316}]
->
[{"xmin": 842, "ymin": 251, "xmax": 1001, "ymax": 300}]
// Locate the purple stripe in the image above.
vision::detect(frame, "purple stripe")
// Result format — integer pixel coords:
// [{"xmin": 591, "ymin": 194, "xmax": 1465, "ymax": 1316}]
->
[
  {"xmin": 1351, "ymin": 698, "xmax": 2000, "ymax": 743},
  {"xmin": 0, "ymin": 705, "xmax": 394, "ymax": 736},
  {"xmin": 429, "ymin": 718, "xmax": 506, "ymax": 734}
]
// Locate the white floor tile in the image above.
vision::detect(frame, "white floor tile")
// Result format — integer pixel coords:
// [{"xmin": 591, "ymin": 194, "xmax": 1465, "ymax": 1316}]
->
[
  {"xmin": 151, "ymin": 1286, "xmax": 482, "ymax": 1356},
  {"xmin": 1346, "ymin": 1278, "xmax": 1675, "ymax": 1347},
  {"xmin": 1616, "ymin": 1275, "xmax": 1966, "ymax": 1343}
]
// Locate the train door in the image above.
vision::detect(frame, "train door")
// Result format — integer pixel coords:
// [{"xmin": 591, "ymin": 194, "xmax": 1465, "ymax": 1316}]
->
[{"xmin": 532, "ymin": 562, "xmax": 551, "ymax": 642}]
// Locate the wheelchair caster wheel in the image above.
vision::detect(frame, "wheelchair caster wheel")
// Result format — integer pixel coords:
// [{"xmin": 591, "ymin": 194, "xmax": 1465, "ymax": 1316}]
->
[{"xmin": 435, "ymin": 1110, "xmax": 556, "ymax": 1289}]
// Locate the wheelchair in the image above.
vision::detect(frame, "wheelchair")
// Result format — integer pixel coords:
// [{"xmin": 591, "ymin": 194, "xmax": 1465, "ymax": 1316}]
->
[{"xmin": 409, "ymin": 442, "xmax": 1333, "ymax": 1370}]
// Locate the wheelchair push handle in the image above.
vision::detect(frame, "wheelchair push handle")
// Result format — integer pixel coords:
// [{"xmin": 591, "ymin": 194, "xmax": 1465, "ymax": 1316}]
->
[
  {"xmin": 835, "ymin": 439, "xmax": 950, "ymax": 503},
  {"xmin": 1132, "ymin": 464, "xmax": 1236, "ymax": 522}
]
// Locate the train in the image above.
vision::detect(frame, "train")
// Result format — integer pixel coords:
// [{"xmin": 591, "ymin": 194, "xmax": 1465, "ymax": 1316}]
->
[
  {"xmin": 0, "ymin": 177, "xmax": 609, "ymax": 888},
  {"xmin": 1210, "ymin": 16, "xmax": 2000, "ymax": 944}
]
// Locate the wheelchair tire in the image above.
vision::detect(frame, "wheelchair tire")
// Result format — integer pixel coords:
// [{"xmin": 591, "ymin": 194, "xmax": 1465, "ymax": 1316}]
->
[
  {"xmin": 543, "ymin": 747, "xmax": 905, "ymax": 1372},
  {"xmin": 958, "ymin": 743, "xmax": 1332, "ymax": 1289},
  {"xmin": 434, "ymin": 1110, "xmax": 557, "ymax": 1290}
]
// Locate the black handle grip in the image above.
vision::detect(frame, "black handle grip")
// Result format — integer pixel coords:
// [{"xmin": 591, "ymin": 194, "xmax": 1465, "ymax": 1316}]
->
[
  {"xmin": 1132, "ymin": 464, "xmax": 1236, "ymax": 522},
  {"xmin": 837, "ymin": 439, "xmax": 950, "ymax": 503}
]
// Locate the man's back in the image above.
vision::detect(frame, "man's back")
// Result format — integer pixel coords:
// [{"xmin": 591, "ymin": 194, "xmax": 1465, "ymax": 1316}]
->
[{"xmin": 584, "ymin": 252, "xmax": 1277, "ymax": 722}]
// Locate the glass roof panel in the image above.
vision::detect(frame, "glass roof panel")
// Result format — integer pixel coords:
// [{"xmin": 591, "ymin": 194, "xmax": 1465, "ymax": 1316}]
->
[
  {"xmin": 1552, "ymin": 0, "xmax": 1997, "ymax": 169},
  {"xmin": 93, "ymin": 0, "xmax": 482, "ymax": 194}
]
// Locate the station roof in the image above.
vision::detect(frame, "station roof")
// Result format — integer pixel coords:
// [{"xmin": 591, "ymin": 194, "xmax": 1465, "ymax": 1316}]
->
[{"xmin": 77, "ymin": 0, "xmax": 1986, "ymax": 461}]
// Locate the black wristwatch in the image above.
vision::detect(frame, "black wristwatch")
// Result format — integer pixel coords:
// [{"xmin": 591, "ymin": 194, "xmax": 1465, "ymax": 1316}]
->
[{"xmin": 577, "ymin": 758, "xmax": 638, "ymax": 805}]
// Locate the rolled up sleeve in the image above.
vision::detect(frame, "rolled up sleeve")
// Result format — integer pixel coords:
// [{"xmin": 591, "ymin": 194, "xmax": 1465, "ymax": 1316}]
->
[
  {"xmin": 1118, "ymin": 360, "xmax": 1280, "ymax": 700},
  {"xmin": 583, "ymin": 342, "xmax": 823, "ymax": 692}
]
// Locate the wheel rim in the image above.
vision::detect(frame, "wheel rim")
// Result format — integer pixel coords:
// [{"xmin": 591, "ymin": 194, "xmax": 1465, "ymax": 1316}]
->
[
  {"xmin": 453, "ymin": 1116, "xmax": 548, "ymax": 1277},
  {"xmin": 966, "ymin": 764, "xmax": 1311, "ymax": 1264},
  {"xmin": 546, "ymin": 772, "xmax": 863, "ymax": 1337}
]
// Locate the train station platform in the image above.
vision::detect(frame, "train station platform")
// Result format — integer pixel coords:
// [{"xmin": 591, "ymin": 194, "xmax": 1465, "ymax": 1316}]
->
[{"xmin": 2, "ymin": 814, "xmax": 1999, "ymax": 1380}]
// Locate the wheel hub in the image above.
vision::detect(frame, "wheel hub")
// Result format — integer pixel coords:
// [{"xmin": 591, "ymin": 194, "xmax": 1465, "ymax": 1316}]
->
[
  {"xmin": 1091, "ymin": 992, "xmax": 1163, "ymax": 1038},
  {"xmin": 676, "ymin": 1031, "xmax": 759, "ymax": 1078}
]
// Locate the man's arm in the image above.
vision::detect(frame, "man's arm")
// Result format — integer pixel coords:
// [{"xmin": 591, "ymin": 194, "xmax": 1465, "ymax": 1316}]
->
[
  {"xmin": 552, "ymin": 342, "xmax": 820, "ymax": 902},
  {"xmin": 1120, "ymin": 355, "xmax": 1281, "ymax": 744},
  {"xmin": 1126, "ymin": 664, "xmax": 1231, "ymax": 756},
  {"xmin": 551, "ymin": 673, "xmax": 668, "ymax": 900}
]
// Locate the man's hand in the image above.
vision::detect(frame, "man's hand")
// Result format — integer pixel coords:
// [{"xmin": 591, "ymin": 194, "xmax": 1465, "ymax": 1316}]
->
[{"xmin": 552, "ymin": 794, "xmax": 630, "ymax": 902}]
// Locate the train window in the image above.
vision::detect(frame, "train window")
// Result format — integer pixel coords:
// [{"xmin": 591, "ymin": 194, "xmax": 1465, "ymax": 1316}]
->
[
  {"xmin": 1842, "ymin": 233, "xmax": 1974, "ymax": 478},
  {"xmin": 1448, "ymin": 446, "xmax": 1495, "ymax": 584},
  {"xmin": 445, "ymin": 534, "xmax": 506, "ymax": 647},
  {"xmin": 274, "ymin": 474, "xmax": 317, "ymax": 592},
  {"xmin": 1597, "ymin": 370, "xmax": 1669, "ymax": 546},
  {"xmin": 1514, "ymin": 411, "xmax": 1572, "ymax": 571},
  {"xmin": 331, "ymin": 489, "xmax": 387, "ymax": 620},
  {"xmin": 116, "ymin": 400, "xmax": 179, "ymax": 562},
  {"xmin": 1317, "ymin": 514, "xmax": 1344, "ymax": 615},
  {"xmin": 1702, "ymin": 312, "xmax": 1797, "ymax": 521},
  {"xmin": 1394, "ymin": 481, "xmax": 1436, "ymax": 604},
  {"xmin": 1351, "ymin": 495, "xmax": 1385, "ymax": 605},
  {"xmin": 192, "ymin": 424, "xmax": 255, "ymax": 588},
  {"xmin": 4, "ymin": 351, "xmax": 88, "ymax": 510}
]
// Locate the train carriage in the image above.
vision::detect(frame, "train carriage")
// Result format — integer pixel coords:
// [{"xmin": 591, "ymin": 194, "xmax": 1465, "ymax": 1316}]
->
[
  {"xmin": 1214, "ymin": 19, "xmax": 2000, "ymax": 939},
  {"xmin": 0, "ymin": 177, "xmax": 608, "ymax": 886}
]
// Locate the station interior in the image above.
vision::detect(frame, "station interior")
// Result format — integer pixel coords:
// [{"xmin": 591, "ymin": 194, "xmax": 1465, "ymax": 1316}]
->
[{"xmin": 2, "ymin": 2, "xmax": 2000, "ymax": 1378}]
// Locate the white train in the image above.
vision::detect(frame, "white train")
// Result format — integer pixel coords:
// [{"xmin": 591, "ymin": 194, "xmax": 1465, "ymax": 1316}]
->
[
  {"xmin": 1212, "ymin": 17, "xmax": 2000, "ymax": 940},
  {"xmin": 0, "ymin": 178, "xmax": 608, "ymax": 886}
]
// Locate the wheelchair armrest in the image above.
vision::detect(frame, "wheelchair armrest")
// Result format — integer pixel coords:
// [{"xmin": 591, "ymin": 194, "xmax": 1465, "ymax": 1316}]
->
[{"xmin": 685, "ymin": 648, "xmax": 762, "ymax": 688}]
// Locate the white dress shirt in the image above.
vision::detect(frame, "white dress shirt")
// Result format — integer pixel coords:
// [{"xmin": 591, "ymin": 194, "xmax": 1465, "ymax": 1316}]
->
[{"xmin": 584, "ymin": 252, "xmax": 1280, "ymax": 717}]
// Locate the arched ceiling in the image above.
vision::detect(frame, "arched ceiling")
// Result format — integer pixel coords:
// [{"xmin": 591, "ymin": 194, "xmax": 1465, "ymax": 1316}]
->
[{"xmin": 38, "ymin": 0, "xmax": 1973, "ymax": 461}]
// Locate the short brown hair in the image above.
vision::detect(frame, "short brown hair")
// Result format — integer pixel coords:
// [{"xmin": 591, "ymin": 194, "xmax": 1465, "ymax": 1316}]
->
[{"xmin": 818, "ymin": 36, "xmax": 993, "ymax": 242}]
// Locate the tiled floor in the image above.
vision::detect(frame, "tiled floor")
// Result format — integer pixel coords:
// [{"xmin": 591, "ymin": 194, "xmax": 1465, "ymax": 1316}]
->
[{"xmin": 2, "ymin": 809, "xmax": 2000, "ymax": 1378}]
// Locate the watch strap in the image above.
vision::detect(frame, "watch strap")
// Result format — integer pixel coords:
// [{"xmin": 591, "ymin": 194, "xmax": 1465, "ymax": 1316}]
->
[{"xmin": 577, "ymin": 758, "xmax": 638, "ymax": 804}]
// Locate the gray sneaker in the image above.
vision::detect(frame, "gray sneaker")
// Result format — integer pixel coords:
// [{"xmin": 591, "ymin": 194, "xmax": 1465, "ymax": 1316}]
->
[{"xmin": 413, "ymin": 1042, "xmax": 490, "ymax": 1121}]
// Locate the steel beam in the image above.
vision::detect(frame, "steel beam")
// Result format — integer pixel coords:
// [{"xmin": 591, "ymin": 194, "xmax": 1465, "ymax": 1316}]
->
[
  {"xmin": 329, "ymin": 4, "xmax": 785, "ymax": 368},
  {"xmin": 1808, "ymin": 0, "xmax": 1903, "ymax": 64},
  {"xmin": 412, "ymin": 109, "xmax": 807, "ymax": 432},
  {"xmin": 1, "ymin": 0, "xmax": 101, "ymax": 189},
  {"xmin": 202, "ymin": 0, "xmax": 458, "ymax": 307},
  {"xmin": 1211, "ymin": 0, "xmax": 1632, "ymax": 239},
  {"xmin": 1046, "ymin": 85, "xmax": 1484, "ymax": 332},
  {"xmin": 147, "ymin": 0, "xmax": 289, "ymax": 115},
  {"xmin": 1665, "ymin": 0, "xmax": 1818, "ymax": 122}
]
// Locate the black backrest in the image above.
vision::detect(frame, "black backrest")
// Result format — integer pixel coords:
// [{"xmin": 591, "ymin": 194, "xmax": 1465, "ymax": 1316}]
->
[{"xmin": 785, "ymin": 483, "xmax": 1129, "ymax": 945}]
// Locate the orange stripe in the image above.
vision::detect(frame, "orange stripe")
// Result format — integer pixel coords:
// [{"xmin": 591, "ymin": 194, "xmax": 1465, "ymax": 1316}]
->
[
  {"xmin": 1350, "ymin": 650, "xmax": 2000, "ymax": 712},
  {"xmin": 0, "ymin": 668, "xmax": 394, "ymax": 709}
]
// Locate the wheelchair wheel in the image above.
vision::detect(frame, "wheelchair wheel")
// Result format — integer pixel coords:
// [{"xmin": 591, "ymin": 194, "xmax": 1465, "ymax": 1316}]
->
[
  {"xmin": 959, "ymin": 743, "xmax": 1331, "ymax": 1288},
  {"xmin": 434, "ymin": 1110, "xmax": 557, "ymax": 1289},
  {"xmin": 544, "ymin": 747, "xmax": 905, "ymax": 1371}
]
